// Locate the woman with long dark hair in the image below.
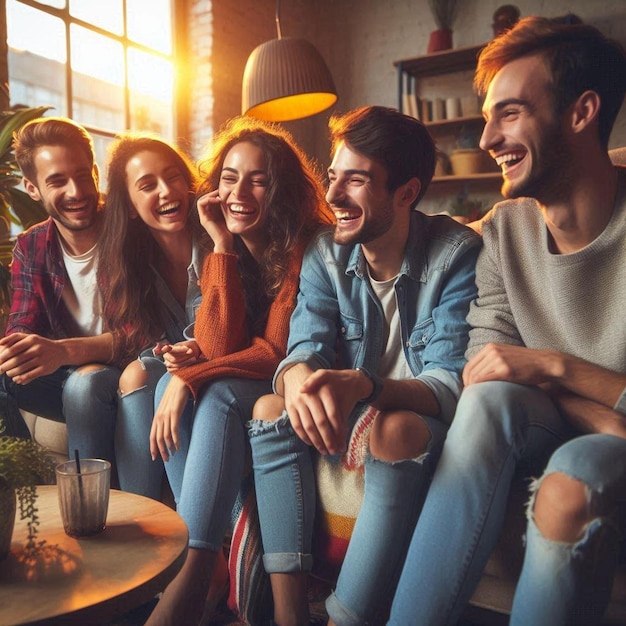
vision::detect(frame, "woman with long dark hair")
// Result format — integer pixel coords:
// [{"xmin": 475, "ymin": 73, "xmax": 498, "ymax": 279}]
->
[{"xmin": 97, "ymin": 133, "xmax": 211, "ymax": 499}]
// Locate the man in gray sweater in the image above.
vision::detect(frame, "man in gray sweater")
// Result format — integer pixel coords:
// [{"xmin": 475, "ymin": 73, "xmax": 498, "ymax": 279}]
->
[{"xmin": 389, "ymin": 16, "xmax": 626, "ymax": 626}]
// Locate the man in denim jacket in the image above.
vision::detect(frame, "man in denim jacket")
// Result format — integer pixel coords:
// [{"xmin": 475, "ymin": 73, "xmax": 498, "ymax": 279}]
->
[{"xmin": 249, "ymin": 105, "xmax": 481, "ymax": 626}]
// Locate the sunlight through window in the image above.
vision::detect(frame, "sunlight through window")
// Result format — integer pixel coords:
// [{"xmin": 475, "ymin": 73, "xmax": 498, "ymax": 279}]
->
[{"xmin": 6, "ymin": 0, "xmax": 176, "ymax": 172}]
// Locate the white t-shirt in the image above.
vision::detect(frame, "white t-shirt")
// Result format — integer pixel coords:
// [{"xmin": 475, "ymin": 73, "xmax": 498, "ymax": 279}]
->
[
  {"xmin": 59, "ymin": 237, "xmax": 102, "ymax": 336},
  {"xmin": 368, "ymin": 269, "xmax": 412, "ymax": 381}
]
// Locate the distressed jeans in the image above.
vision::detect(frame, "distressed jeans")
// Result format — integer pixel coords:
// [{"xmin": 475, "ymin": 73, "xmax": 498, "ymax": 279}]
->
[
  {"xmin": 115, "ymin": 355, "xmax": 168, "ymax": 499},
  {"xmin": 511, "ymin": 433, "xmax": 626, "ymax": 626},
  {"xmin": 250, "ymin": 408, "xmax": 447, "ymax": 625},
  {"xmin": 1, "ymin": 365, "xmax": 120, "ymax": 462},
  {"xmin": 389, "ymin": 381, "xmax": 569, "ymax": 625}
]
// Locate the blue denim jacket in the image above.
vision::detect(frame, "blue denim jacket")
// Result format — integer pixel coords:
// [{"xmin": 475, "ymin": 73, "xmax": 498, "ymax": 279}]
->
[{"xmin": 275, "ymin": 211, "xmax": 481, "ymax": 423}]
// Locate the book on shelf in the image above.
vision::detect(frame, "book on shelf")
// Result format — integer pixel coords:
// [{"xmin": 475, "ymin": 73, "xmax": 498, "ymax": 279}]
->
[{"xmin": 402, "ymin": 91, "xmax": 420, "ymax": 120}]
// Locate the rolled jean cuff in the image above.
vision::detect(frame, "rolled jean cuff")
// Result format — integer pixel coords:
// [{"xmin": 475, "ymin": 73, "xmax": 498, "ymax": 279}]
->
[
  {"xmin": 326, "ymin": 591, "xmax": 364, "ymax": 626},
  {"xmin": 189, "ymin": 537, "xmax": 224, "ymax": 552},
  {"xmin": 262, "ymin": 552, "xmax": 313, "ymax": 574}
]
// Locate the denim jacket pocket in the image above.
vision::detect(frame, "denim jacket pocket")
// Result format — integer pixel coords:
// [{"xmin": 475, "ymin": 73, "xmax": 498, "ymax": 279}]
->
[
  {"xmin": 338, "ymin": 313, "xmax": 365, "ymax": 365},
  {"xmin": 407, "ymin": 318, "xmax": 435, "ymax": 371}
]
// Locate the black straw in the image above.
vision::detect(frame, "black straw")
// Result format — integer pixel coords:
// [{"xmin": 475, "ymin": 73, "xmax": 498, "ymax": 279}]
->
[{"xmin": 74, "ymin": 448, "xmax": 85, "ymax": 519}]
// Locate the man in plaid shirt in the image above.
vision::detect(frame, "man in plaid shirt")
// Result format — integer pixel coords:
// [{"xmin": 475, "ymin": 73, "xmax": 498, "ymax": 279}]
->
[{"xmin": 0, "ymin": 117, "xmax": 120, "ymax": 464}]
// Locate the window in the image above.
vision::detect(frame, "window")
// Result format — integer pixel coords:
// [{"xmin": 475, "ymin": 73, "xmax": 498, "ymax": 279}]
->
[{"xmin": 6, "ymin": 0, "xmax": 176, "ymax": 171}]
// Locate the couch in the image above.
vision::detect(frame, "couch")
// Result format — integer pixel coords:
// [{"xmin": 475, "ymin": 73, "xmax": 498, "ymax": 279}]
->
[{"xmin": 22, "ymin": 410, "xmax": 68, "ymax": 466}]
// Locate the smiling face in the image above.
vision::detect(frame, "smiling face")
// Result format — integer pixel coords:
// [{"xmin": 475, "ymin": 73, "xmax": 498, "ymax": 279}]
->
[
  {"xmin": 218, "ymin": 141, "xmax": 270, "ymax": 252},
  {"xmin": 126, "ymin": 149, "xmax": 191, "ymax": 234},
  {"xmin": 326, "ymin": 142, "xmax": 397, "ymax": 247},
  {"xmin": 24, "ymin": 144, "xmax": 100, "ymax": 236},
  {"xmin": 480, "ymin": 53, "xmax": 571, "ymax": 201}
]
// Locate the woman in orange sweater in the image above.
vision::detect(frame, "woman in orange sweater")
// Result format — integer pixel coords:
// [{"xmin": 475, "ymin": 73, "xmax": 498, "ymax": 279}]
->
[{"xmin": 144, "ymin": 116, "xmax": 331, "ymax": 625}]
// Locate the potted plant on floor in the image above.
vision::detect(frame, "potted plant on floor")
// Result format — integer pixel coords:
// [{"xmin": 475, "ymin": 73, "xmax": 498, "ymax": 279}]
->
[{"xmin": 0, "ymin": 416, "xmax": 54, "ymax": 561}]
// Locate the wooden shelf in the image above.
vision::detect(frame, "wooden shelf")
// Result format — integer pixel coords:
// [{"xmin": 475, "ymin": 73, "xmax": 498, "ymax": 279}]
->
[
  {"xmin": 395, "ymin": 43, "xmax": 501, "ymax": 198},
  {"xmin": 431, "ymin": 172, "xmax": 502, "ymax": 185},
  {"xmin": 394, "ymin": 43, "xmax": 485, "ymax": 78},
  {"xmin": 425, "ymin": 114, "xmax": 483, "ymax": 132}
]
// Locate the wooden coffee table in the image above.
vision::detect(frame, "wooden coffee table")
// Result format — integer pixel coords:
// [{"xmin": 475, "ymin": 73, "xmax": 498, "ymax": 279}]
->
[{"xmin": 0, "ymin": 485, "xmax": 188, "ymax": 625}]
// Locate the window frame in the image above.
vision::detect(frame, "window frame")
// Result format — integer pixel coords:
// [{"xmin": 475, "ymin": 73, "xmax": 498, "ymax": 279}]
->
[{"xmin": 5, "ymin": 0, "xmax": 182, "ymax": 142}]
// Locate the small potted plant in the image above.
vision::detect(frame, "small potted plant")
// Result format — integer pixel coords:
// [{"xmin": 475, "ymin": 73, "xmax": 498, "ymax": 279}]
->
[
  {"xmin": 0, "ymin": 417, "xmax": 54, "ymax": 560},
  {"xmin": 427, "ymin": 0, "xmax": 459, "ymax": 52},
  {"xmin": 449, "ymin": 125, "xmax": 485, "ymax": 176}
]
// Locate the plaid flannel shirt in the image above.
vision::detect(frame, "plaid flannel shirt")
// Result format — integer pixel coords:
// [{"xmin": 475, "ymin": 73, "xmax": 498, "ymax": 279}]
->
[{"xmin": 6, "ymin": 217, "xmax": 84, "ymax": 340}]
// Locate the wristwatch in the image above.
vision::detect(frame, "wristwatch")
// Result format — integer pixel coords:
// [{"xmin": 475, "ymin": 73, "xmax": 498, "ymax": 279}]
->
[{"xmin": 355, "ymin": 367, "xmax": 383, "ymax": 404}]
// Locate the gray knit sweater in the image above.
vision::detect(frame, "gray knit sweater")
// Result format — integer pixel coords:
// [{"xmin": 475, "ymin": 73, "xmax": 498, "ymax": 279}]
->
[{"xmin": 467, "ymin": 168, "xmax": 626, "ymax": 387}]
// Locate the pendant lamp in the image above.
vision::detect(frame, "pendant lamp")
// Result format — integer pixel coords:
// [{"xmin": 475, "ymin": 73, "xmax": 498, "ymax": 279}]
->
[{"xmin": 242, "ymin": 0, "xmax": 337, "ymax": 122}]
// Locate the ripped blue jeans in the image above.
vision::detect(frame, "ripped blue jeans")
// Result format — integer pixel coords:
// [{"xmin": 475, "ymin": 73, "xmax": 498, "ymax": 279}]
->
[
  {"xmin": 389, "ymin": 381, "xmax": 569, "ymax": 626},
  {"xmin": 249, "ymin": 407, "xmax": 447, "ymax": 626},
  {"xmin": 511, "ymin": 433, "xmax": 626, "ymax": 626},
  {"xmin": 115, "ymin": 355, "xmax": 168, "ymax": 499}
]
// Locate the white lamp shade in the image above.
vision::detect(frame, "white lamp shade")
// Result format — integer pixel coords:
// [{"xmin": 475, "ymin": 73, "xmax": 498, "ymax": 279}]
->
[{"xmin": 242, "ymin": 37, "xmax": 337, "ymax": 122}]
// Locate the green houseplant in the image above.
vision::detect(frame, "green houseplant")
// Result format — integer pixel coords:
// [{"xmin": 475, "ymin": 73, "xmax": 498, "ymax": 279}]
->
[
  {"xmin": 0, "ymin": 106, "xmax": 54, "ymax": 560},
  {"xmin": 0, "ymin": 418, "xmax": 54, "ymax": 560},
  {"xmin": 0, "ymin": 106, "xmax": 51, "ymax": 330}
]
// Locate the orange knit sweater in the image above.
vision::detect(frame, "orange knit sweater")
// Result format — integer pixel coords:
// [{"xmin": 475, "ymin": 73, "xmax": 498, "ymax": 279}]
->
[{"xmin": 175, "ymin": 247, "xmax": 304, "ymax": 399}]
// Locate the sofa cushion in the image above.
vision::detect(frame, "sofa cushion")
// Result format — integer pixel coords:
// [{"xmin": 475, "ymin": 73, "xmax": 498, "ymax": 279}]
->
[{"xmin": 21, "ymin": 410, "xmax": 68, "ymax": 466}]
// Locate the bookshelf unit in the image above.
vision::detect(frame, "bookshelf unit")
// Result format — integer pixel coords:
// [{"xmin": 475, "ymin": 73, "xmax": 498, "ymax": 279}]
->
[{"xmin": 394, "ymin": 43, "xmax": 502, "ymax": 189}]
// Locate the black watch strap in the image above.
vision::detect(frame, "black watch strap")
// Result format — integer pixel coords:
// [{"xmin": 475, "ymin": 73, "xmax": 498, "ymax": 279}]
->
[{"xmin": 356, "ymin": 367, "xmax": 383, "ymax": 403}]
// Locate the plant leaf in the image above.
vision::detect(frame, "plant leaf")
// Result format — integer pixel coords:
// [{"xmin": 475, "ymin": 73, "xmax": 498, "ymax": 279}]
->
[
  {"xmin": 6, "ymin": 188, "xmax": 48, "ymax": 230},
  {"xmin": 0, "ymin": 106, "xmax": 51, "ymax": 157}
]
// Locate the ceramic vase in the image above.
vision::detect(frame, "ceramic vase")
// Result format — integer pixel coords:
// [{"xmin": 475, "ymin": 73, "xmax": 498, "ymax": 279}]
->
[{"xmin": 428, "ymin": 28, "xmax": 453, "ymax": 53}]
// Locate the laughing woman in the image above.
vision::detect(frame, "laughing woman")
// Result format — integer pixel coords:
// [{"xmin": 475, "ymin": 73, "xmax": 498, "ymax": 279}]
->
[
  {"xmin": 143, "ymin": 116, "xmax": 332, "ymax": 626},
  {"xmin": 97, "ymin": 133, "xmax": 211, "ymax": 500}
]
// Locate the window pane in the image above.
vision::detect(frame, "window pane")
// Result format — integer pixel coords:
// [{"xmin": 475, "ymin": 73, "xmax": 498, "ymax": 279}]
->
[
  {"xmin": 70, "ymin": 25, "xmax": 124, "ymax": 85},
  {"xmin": 128, "ymin": 47, "xmax": 173, "ymax": 138},
  {"xmin": 7, "ymin": 0, "xmax": 67, "ymax": 113},
  {"xmin": 127, "ymin": 0, "xmax": 172, "ymax": 54},
  {"xmin": 69, "ymin": 0, "xmax": 123, "ymax": 35},
  {"xmin": 7, "ymin": 0, "xmax": 66, "ymax": 63},
  {"xmin": 70, "ymin": 25, "xmax": 125, "ymax": 130},
  {"xmin": 91, "ymin": 133, "xmax": 115, "ymax": 188}
]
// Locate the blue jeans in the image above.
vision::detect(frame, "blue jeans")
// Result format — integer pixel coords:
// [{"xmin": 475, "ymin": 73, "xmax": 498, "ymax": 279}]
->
[
  {"xmin": 389, "ymin": 381, "xmax": 568, "ymax": 625},
  {"xmin": 159, "ymin": 374, "xmax": 271, "ymax": 551},
  {"xmin": 115, "ymin": 356, "xmax": 167, "ymax": 499},
  {"xmin": 511, "ymin": 434, "xmax": 626, "ymax": 626},
  {"xmin": 1, "ymin": 365, "xmax": 120, "ymax": 462},
  {"xmin": 249, "ymin": 408, "xmax": 448, "ymax": 625}
]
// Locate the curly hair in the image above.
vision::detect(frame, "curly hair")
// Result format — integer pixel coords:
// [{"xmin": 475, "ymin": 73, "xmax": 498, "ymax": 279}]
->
[
  {"xmin": 475, "ymin": 16, "xmax": 626, "ymax": 148},
  {"xmin": 197, "ymin": 116, "xmax": 332, "ymax": 299},
  {"xmin": 98, "ymin": 132, "xmax": 209, "ymax": 355}
]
